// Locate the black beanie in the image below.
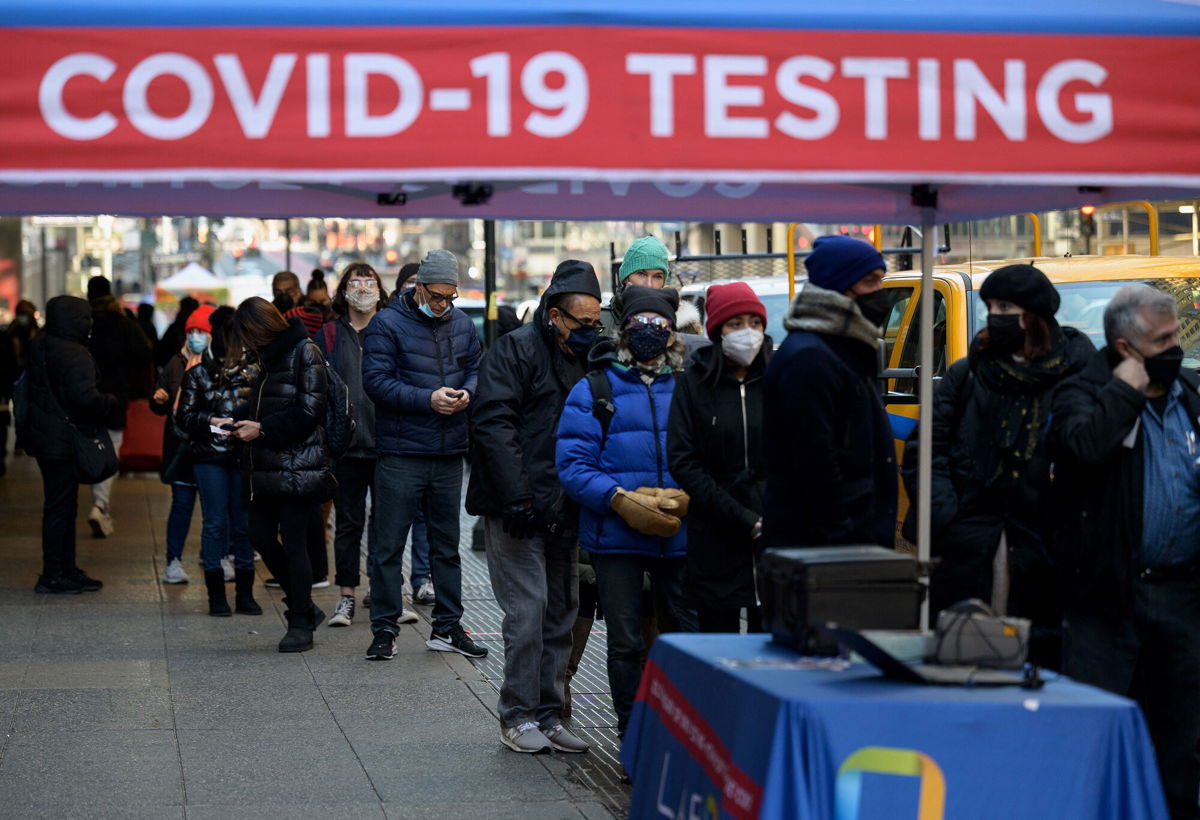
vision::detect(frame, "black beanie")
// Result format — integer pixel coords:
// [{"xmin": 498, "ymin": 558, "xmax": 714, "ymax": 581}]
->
[
  {"xmin": 86, "ymin": 275, "xmax": 112, "ymax": 301},
  {"xmin": 621, "ymin": 285, "xmax": 679, "ymax": 325},
  {"xmin": 979, "ymin": 264, "xmax": 1060, "ymax": 318}
]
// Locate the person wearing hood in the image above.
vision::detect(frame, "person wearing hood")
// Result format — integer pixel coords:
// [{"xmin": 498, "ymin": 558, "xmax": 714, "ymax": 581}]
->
[
  {"xmin": 903, "ymin": 264, "xmax": 1093, "ymax": 666},
  {"xmin": 154, "ymin": 296, "xmax": 199, "ymax": 369},
  {"xmin": 609, "ymin": 235, "xmax": 709, "ymax": 358},
  {"xmin": 466, "ymin": 259, "xmax": 601, "ymax": 755},
  {"xmin": 84, "ymin": 275, "xmax": 153, "ymax": 539},
  {"xmin": 668, "ymin": 282, "xmax": 771, "ymax": 633},
  {"xmin": 18, "ymin": 295, "xmax": 118, "ymax": 594},
  {"xmin": 762, "ymin": 235, "xmax": 897, "ymax": 549},
  {"xmin": 556, "ymin": 285, "xmax": 694, "ymax": 738},
  {"xmin": 362, "ymin": 249, "xmax": 486, "ymax": 663},
  {"xmin": 1051, "ymin": 284, "xmax": 1200, "ymax": 817}
]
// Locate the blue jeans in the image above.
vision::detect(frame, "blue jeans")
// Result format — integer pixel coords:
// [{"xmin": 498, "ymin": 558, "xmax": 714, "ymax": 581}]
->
[
  {"xmin": 371, "ymin": 454, "xmax": 464, "ymax": 635},
  {"xmin": 193, "ymin": 463, "xmax": 253, "ymax": 573},
  {"xmin": 590, "ymin": 552, "xmax": 693, "ymax": 735},
  {"xmin": 410, "ymin": 508, "xmax": 431, "ymax": 588},
  {"xmin": 166, "ymin": 482, "xmax": 197, "ymax": 562}
]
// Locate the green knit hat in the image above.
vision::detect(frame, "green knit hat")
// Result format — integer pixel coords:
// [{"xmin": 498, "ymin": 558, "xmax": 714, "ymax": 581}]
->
[{"xmin": 618, "ymin": 236, "xmax": 671, "ymax": 283}]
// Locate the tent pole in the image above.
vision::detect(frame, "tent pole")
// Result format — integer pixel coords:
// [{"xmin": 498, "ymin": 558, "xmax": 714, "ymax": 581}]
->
[
  {"xmin": 483, "ymin": 219, "xmax": 497, "ymax": 347},
  {"xmin": 284, "ymin": 218, "xmax": 291, "ymax": 272},
  {"xmin": 917, "ymin": 204, "xmax": 936, "ymax": 632}
]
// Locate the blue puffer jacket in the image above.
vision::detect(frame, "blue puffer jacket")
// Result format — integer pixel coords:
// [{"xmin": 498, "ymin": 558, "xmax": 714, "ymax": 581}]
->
[
  {"xmin": 556, "ymin": 352, "xmax": 686, "ymax": 558},
  {"xmin": 363, "ymin": 291, "xmax": 481, "ymax": 456}
]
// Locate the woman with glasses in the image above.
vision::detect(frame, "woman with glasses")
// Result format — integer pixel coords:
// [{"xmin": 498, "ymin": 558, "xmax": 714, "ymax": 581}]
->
[{"xmin": 556, "ymin": 285, "xmax": 694, "ymax": 738}]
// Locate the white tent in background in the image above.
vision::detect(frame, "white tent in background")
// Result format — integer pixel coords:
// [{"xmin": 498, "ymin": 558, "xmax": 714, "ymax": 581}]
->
[{"xmin": 157, "ymin": 262, "xmax": 222, "ymax": 292}]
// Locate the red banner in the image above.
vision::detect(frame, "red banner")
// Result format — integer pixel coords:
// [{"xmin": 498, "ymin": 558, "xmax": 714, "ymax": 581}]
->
[{"xmin": 2, "ymin": 26, "xmax": 1200, "ymax": 184}]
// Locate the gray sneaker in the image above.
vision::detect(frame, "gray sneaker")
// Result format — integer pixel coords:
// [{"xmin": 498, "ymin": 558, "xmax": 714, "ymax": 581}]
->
[
  {"xmin": 501, "ymin": 722, "xmax": 552, "ymax": 754},
  {"xmin": 542, "ymin": 723, "xmax": 590, "ymax": 753},
  {"xmin": 161, "ymin": 559, "xmax": 189, "ymax": 585}
]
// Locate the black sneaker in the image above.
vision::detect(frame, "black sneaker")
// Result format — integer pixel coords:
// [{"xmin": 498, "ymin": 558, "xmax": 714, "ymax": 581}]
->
[
  {"xmin": 366, "ymin": 632, "xmax": 397, "ymax": 661},
  {"xmin": 65, "ymin": 568, "xmax": 103, "ymax": 591},
  {"xmin": 34, "ymin": 574, "xmax": 84, "ymax": 595},
  {"xmin": 426, "ymin": 625, "xmax": 488, "ymax": 659}
]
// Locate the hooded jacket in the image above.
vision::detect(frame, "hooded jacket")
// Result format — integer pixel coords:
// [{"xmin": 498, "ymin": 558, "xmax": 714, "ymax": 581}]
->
[
  {"xmin": 19, "ymin": 296, "xmax": 118, "ymax": 461},
  {"xmin": 465, "ymin": 260, "xmax": 598, "ymax": 520},
  {"xmin": 556, "ymin": 341, "xmax": 687, "ymax": 558},
  {"xmin": 88, "ymin": 294, "xmax": 152, "ymax": 429},
  {"xmin": 362, "ymin": 290, "xmax": 481, "ymax": 457}
]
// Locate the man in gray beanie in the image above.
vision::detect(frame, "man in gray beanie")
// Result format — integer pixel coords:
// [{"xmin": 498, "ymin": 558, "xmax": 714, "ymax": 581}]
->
[{"xmin": 362, "ymin": 249, "xmax": 487, "ymax": 661}]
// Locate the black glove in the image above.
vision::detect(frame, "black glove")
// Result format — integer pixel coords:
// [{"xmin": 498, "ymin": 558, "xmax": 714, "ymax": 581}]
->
[{"xmin": 501, "ymin": 502, "xmax": 539, "ymax": 540}]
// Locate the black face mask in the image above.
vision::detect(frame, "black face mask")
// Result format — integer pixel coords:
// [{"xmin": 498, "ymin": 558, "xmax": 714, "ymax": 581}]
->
[
  {"xmin": 272, "ymin": 292, "xmax": 295, "ymax": 313},
  {"xmin": 1141, "ymin": 344, "xmax": 1184, "ymax": 386},
  {"xmin": 626, "ymin": 325, "xmax": 672, "ymax": 362},
  {"xmin": 987, "ymin": 314, "xmax": 1025, "ymax": 354},
  {"xmin": 855, "ymin": 290, "xmax": 891, "ymax": 327},
  {"xmin": 563, "ymin": 325, "xmax": 597, "ymax": 358}
]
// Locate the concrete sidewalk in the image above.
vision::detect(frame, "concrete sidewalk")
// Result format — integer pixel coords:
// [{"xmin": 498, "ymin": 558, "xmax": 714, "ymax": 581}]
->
[{"xmin": 0, "ymin": 451, "xmax": 628, "ymax": 818}]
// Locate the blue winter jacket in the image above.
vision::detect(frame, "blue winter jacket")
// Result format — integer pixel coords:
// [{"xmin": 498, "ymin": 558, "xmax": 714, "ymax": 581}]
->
[
  {"xmin": 556, "ymin": 357, "xmax": 687, "ymax": 558},
  {"xmin": 362, "ymin": 291, "xmax": 481, "ymax": 457}
]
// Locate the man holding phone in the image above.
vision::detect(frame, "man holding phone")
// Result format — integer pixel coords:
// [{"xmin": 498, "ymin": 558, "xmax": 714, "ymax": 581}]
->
[{"xmin": 362, "ymin": 249, "xmax": 485, "ymax": 662}]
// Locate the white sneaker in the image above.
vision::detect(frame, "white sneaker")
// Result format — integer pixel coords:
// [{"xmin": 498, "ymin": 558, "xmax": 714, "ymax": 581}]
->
[
  {"xmin": 220, "ymin": 557, "xmax": 235, "ymax": 582},
  {"xmin": 161, "ymin": 559, "xmax": 189, "ymax": 585},
  {"xmin": 88, "ymin": 505, "xmax": 113, "ymax": 538},
  {"xmin": 398, "ymin": 608, "xmax": 419, "ymax": 625},
  {"xmin": 311, "ymin": 578, "xmax": 331, "ymax": 589}
]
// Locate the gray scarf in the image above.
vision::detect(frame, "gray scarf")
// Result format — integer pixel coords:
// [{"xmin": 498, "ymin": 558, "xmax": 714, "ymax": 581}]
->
[{"xmin": 782, "ymin": 279, "xmax": 880, "ymax": 350}]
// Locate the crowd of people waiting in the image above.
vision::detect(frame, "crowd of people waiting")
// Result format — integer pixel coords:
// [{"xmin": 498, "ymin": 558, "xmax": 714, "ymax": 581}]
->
[{"xmin": 4, "ymin": 233, "xmax": 1199, "ymax": 815}]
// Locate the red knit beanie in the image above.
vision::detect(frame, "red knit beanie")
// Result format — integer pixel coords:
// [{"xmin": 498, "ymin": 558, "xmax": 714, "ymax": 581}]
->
[
  {"xmin": 704, "ymin": 282, "xmax": 766, "ymax": 336},
  {"xmin": 185, "ymin": 304, "xmax": 215, "ymax": 334}
]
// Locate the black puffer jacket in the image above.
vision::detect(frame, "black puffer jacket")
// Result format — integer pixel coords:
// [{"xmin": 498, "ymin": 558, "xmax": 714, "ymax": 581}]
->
[
  {"xmin": 177, "ymin": 353, "xmax": 261, "ymax": 465},
  {"xmin": 668, "ymin": 342, "xmax": 768, "ymax": 609},
  {"xmin": 88, "ymin": 295, "xmax": 152, "ymax": 429},
  {"xmin": 246, "ymin": 320, "xmax": 335, "ymax": 502},
  {"xmin": 19, "ymin": 296, "xmax": 118, "ymax": 461},
  {"xmin": 465, "ymin": 261, "xmax": 595, "ymax": 521},
  {"xmin": 150, "ymin": 350, "xmax": 193, "ymax": 483}
]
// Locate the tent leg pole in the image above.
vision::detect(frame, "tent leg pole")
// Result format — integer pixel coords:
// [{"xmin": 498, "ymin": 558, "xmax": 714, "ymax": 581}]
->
[
  {"xmin": 483, "ymin": 219, "xmax": 497, "ymax": 347},
  {"xmin": 284, "ymin": 218, "xmax": 291, "ymax": 273},
  {"xmin": 917, "ymin": 206, "xmax": 936, "ymax": 632}
]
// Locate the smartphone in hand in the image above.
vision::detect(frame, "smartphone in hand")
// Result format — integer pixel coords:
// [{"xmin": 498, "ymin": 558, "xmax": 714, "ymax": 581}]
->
[
  {"xmin": 447, "ymin": 390, "xmax": 464, "ymax": 399},
  {"xmin": 219, "ymin": 423, "xmax": 238, "ymax": 431}
]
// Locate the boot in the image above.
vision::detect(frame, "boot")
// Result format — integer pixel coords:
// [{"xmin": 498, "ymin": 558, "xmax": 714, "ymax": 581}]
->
[
  {"xmin": 234, "ymin": 569, "xmax": 262, "ymax": 615},
  {"xmin": 278, "ymin": 604, "xmax": 320, "ymax": 653},
  {"xmin": 204, "ymin": 569, "xmax": 232, "ymax": 617},
  {"xmin": 563, "ymin": 617, "xmax": 593, "ymax": 722}
]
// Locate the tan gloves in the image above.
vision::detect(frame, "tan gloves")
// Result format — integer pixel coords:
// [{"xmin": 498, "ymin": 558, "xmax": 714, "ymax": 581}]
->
[{"xmin": 610, "ymin": 488, "xmax": 691, "ymax": 537}]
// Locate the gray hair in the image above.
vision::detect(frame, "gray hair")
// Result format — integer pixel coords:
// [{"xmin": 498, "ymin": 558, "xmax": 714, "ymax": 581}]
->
[{"xmin": 1103, "ymin": 284, "xmax": 1177, "ymax": 346}]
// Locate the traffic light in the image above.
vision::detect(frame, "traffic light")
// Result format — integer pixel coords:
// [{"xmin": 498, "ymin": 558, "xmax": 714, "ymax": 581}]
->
[{"xmin": 1080, "ymin": 205, "xmax": 1097, "ymax": 238}]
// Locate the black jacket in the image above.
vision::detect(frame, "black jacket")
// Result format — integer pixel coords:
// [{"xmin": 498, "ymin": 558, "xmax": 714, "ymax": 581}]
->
[
  {"xmin": 1050, "ymin": 348, "xmax": 1200, "ymax": 616},
  {"xmin": 20, "ymin": 296, "xmax": 118, "ymax": 461},
  {"xmin": 246, "ymin": 320, "xmax": 335, "ymax": 502},
  {"xmin": 316, "ymin": 316, "xmax": 375, "ymax": 458},
  {"xmin": 150, "ymin": 351, "xmax": 192, "ymax": 483},
  {"xmin": 176, "ymin": 353, "xmax": 261, "ymax": 466},
  {"xmin": 88, "ymin": 295, "xmax": 152, "ymax": 429},
  {"xmin": 762, "ymin": 329, "xmax": 897, "ymax": 548},
  {"xmin": 667, "ymin": 343, "xmax": 767, "ymax": 608},
  {"xmin": 465, "ymin": 264, "xmax": 592, "ymax": 520}
]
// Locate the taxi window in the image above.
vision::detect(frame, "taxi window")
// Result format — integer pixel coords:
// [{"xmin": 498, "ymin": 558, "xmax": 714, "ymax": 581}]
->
[
  {"xmin": 895, "ymin": 292, "xmax": 947, "ymax": 394},
  {"xmin": 882, "ymin": 286, "xmax": 914, "ymax": 364}
]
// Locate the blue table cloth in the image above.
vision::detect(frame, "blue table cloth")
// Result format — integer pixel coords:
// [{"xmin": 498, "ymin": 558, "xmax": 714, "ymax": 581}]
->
[{"xmin": 622, "ymin": 634, "xmax": 1167, "ymax": 820}]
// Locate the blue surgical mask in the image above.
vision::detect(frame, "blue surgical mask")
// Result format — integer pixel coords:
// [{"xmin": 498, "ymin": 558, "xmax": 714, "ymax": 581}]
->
[
  {"xmin": 418, "ymin": 302, "xmax": 436, "ymax": 319},
  {"xmin": 187, "ymin": 331, "xmax": 208, "ymax": 354}
]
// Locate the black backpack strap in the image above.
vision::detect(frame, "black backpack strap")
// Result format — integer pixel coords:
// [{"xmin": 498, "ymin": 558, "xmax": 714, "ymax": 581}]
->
[{"xmin": 586, "ymin": 369, "xmax": 615, "ymax": 449}]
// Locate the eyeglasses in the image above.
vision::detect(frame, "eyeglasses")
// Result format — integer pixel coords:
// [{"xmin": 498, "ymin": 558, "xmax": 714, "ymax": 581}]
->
[
  {"xmin": 346, "ymin": 280, "xmax": 378, "ymax": 293},
  {"xmin": 560, "ymin": 308, "xmax": 604, "ymax": 330},
  {"xmin": 421, "ymin": 284, "xmax": 458, "ymax": 305},
  {"xmin": 625, "ymin": 315, "xmax": 673, "ymax": 332}
]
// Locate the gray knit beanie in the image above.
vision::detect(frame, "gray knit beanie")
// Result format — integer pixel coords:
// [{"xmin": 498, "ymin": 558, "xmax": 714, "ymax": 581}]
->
[{"xmin": 416, "ymin": 249, "xmax": 459, "ymax": 286}]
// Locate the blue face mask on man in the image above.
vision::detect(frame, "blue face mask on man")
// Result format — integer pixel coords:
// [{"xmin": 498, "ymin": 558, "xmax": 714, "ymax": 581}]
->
[{"xmin": 418, "ymin": 302, "xmax": 437, "ymax": 319}]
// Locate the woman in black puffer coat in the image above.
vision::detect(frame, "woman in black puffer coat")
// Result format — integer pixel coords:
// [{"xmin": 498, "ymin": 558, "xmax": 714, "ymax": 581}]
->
[{"xmin": 227, "ymin": 297, "xmax": 334, "ymax": 653}]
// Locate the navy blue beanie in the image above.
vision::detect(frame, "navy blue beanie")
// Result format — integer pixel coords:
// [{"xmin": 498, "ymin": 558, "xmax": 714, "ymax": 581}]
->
[{"xmin": 804, "ymin": 235, "xmax": 886, "ymax": 293}]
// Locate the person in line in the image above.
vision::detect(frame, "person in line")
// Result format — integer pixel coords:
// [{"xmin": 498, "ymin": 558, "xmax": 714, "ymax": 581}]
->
[
  {"xmin": 1, "ymin": 301, "xmax": 40, "ymax": 468},
  {"xmin": 305, "ymin": 269, "xmax": 333, "ymax": 322},
  {"xmin": 362, "ymin": 249, "xmax": 486, "ymax": 661},
  {"xmin": 905, "ymin": 265, "xmax": 1092, "ymax": 666},
  {"xmin": 1052, "ymin": 284, "xmax": 1200, "ymax": 818},
  {"xmin": 316, "ymin": 262, "xmax": 400, "ymax": 627},
  {"xmin": 154, "ymin": 297, "xmax": 199, "ymax": 369},
  {"xmin": 176, "ymin": 305, "xmax": 263, "ymax": 617},
  {"xmin": 467, "ymin": 259, "xmax": 602, "ymax": 754},
  {"xmin": 226, "ymin": 298, "xmax": 334, "ymax": 652},
  {"xmin": 609, "ymin": 236, "xmax": 708, "ymax": 356},
  {"xmin": 136, "ymin": 303, "xmax": 159, "ymax": 346},
  {"xmin": 556, "ymin": 285, "xmax": 692, "ymax": 738},
  {"xmin": 19, "ymin": 296, "xmax": 117, "ymax": 593},
  {"xmin": 272, "ymin": 270, "xmax": 325, "ymax": 337},
  {"xmin": 85, "ymin": 275, "xmax": 153, "ymax": 538},
  {"xmin": 668, "ymin": 282, "xmax": 771, "ymax": 633},
  {"xmin": 762, "ymin": 235, "xmax": 896, "ymax": 549}
]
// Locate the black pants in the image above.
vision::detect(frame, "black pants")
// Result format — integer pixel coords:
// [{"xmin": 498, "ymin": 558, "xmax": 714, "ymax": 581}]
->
[
  {"xmin": 36, "ymin": 457, "xmax": 78, "ymax": 578},
  {"xmin": 251, "ymin": 495, "xmax": 316, "ymax": 615},
  {"xmin": 696, "ymin": 605, "xmax": 763, "ymax": 634},
  {"xmin": 1065, "ymin": 577, "xmax": 1200, "ymax": 820},
  {"xmin": 305, "ymin": 504, "xmax": 328, "ymax": 582},
  {"xmin": 333, "ymin": 456, "xmax": 374, "ymax": 589}
]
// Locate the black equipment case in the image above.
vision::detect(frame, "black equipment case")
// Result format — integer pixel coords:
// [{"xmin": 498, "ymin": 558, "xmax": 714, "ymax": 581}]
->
[{"xmin": 759, "ymin": 546, "xmax": 923, "ymax": 654}]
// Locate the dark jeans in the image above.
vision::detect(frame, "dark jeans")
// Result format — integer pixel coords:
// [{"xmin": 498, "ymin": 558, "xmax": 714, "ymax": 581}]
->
[
  {"xmin": 251, "ymin": 495, "xmax": 315, "ymax": 615},
  {"xmin": 371, "ymin": 454, "xmax": 463, "ymax": 635},
  {"xmin": 166, "ymin": 482, "xmax": 197, "ymax": 563},
  {"xmin": 591, "ymin": 552, "xmax": 692, "ymax": 734},
  {"xmin": 1065, "ymin": 577, "xmax": 1200, "ymax": 819},
  {"xmin": 36, "ymin": 457, "xmax": 79, "ymax": 579},
  {"xmin": 697, "ymin": 606, "xmax": 763, "ymax": 634},
  {"xmin": 333, "ymin": 456, "xmax": 375, "ymax": 589},
  {"xmin": 193, "ymin": 463, "xmax": 253, "ymax": 573},
  {"xmin": 306, "ymin": 505, "xmax": 329, "ymax": 582}
]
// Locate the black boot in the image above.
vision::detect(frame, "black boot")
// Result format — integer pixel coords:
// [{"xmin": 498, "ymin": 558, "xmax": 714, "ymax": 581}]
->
[
  {"xmin": 234, "ymin": 569, "xmax": 262, "ymax": 615},
  {"xmin": 278, "ymin": 605, "xmax": 318, "ymax": 653},
  {"xmin": 204, "ymin": 569, "xmax": 232, "ymax": 617}
]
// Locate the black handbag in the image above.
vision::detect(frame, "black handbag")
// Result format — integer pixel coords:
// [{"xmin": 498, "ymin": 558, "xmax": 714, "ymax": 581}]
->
[{"xmin": 35, "ymin": 345, "xmax": 119, "ymax": 484}]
